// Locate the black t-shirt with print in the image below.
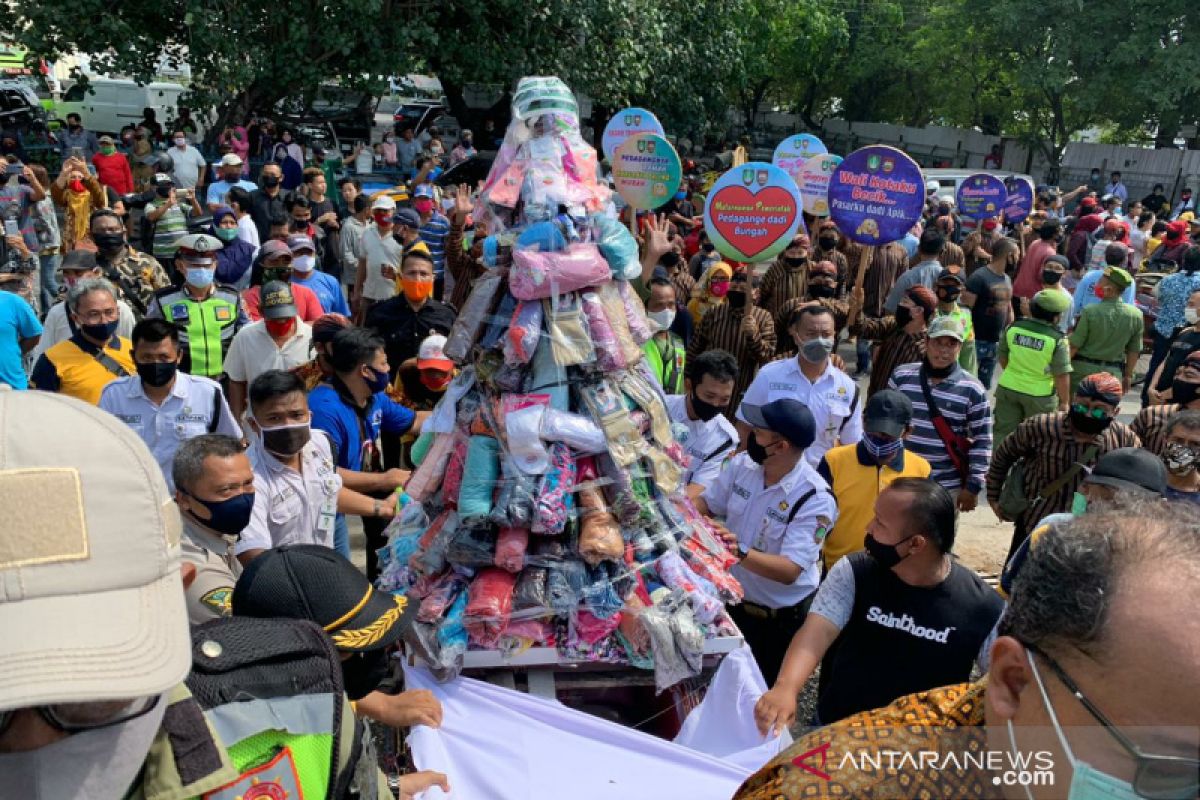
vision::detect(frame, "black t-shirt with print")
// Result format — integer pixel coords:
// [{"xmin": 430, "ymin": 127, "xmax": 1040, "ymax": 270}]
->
[{"xmin": 965, "ymin": 268, "xmax": 1013, "ymax": 343}]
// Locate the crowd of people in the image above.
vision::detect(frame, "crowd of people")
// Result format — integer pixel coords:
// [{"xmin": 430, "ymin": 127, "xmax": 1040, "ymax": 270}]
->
[{"xmin": 0, "ymin": 117, "xmax": 1197, "ymax": 800}]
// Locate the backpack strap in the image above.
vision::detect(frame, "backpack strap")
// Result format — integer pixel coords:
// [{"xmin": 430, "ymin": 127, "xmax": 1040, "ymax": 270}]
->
[
  {"xmin": 839, "ymin": 384, "xmax": 861, "ymax": 435},
  {"xmin": 208, "ymin": 383, "xmax": 223, "ymax": 433},
  {"xmin": 785, "ymin": 486, "xmax": 837, "ymax": 526}
]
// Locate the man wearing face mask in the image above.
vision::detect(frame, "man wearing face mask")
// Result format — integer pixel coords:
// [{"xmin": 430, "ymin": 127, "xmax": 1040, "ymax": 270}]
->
[
  {"xmin": 146, "ymin": 233, "xmax": 247, "ymax": 379},
  {"xmin": 445, "ymin": 183, "xmax": 487, "ymax": 310},
  {"xmin": 1135, "ymin": 350, "xmax": 1200, "ymax": 454},
  {"xmin": 100, "ymin": 319, "xmax": 242, "ymax": 491},
  {"xmin": 665, "ymin": 349, "xmax": 739, "ymax": 499},
  {"xmin": 849, "ymin": 283, "xmax": 936, "ymax": 398},
  {"xmin": 392, "ymin": 332, "xmax": 458, "ymax": 412},
  {"xmin": 987, "ymin": 372, "xmax": 1140, "ymax": 560},
  {"xmin": 169, "ymin": 434, "xmax": 254, "ymax": 623},
  {"xmin": 34, "ymin": 249, "xmax": 136, "ymax": 358},
  {"xmin": 737, "ymin": 504, "xmax": 1200, "ymax": 800},
  {"xmin": 204, "ymin": 153, "xmax": 257, "ymax": 212},
  {"xmin": 31, "ymin": 277, "xmax": 136, "ymax": 403},
  {"xmin": 248, "ymin": 162, "xmax": 293, "ymax": 242},
  {"xmin": 816, "ymin": 390, "xmax": 931, "ymax": 573},
  {"xmin": 355, "ymin": 195, "xmax": 403, "ymax": 320},
  {"xmin": 811, "ymin": 220, "xmax": 849, "ymax": 292},
  {"xmin": 686, "ymin": 268, "xmax": 776, "ymax": 417},
  {"xmin": 412, "ymin": 184, "xmax": 451, "ymax": 300},
  {"xmin": 933, "ymin": 268, "xmax": 976, "ymax": 374},
  {"xmin": 144, "ymin": 173, "xmax": 202, "ymax": 273},
  {"xmin": 165, "ymin": 129, "xmax": 207, "ymax": 194},
  {"xmin": 740, "ymin": 304, "xmax": 861, "ymax": 467},
  {"xmin": 1069, "ymin": 265, "xmax": 1143, "ymax": 395},
  {"xmin": 960, "ymin": 215, "xmax": 1002, "ymax": 275},
  {"xmin": 309, "ymin": 327, "xmax": 419, "ymax": 575},
  {"xmin": 643, "ymin": 277, "xmax": 687, "ymax": 393},
  {"xmin": 56, "ymin": 111, "xmax": 99, "ymax": 159},
  {"xmin": 759, "ymin": 233, "xmax": 813, "ymax": 335},
  {"xmin": 754, "ymin": 478, "xmax": 1002, "ymax": 736},
  {"xmin": 242, "ymin": 239, "xmax": 325, "ymax": 322},
  {"xmin": 287, "ymin": 233, "xmax": 349, "ymax": 315},
  {"xmin": 88, "ymin": 208, "xmax": 169, "ymax": 318},
  {"xmin": 1013, "ymin": 219, "xmax": 1061, "ymax": 301},
  {"xmin": 232, "ymin": 545, "xmax": 451, "ymax": 797},
  {"xmin": 365, "ymin": 245, "xmax": 457, "ymax": 377},
  {"xmin": 237, "ymin": 369, "xmax": 394, "ymax": 563},
  {"xmin": 697, "ymin": 399, "xmax": 837, "ymax": 684},
  {"xmin": 887, "ymin": 316, "xmax": 991, "ymax": 512},
  {"xmin": 773, "ymin": 260, "xmax": 852, "ymax": 342},
  {"xmin": 224, "ymin": 281, "xmax": 313, "ymax": 420},
  {"xmin": 1157, "ymin": 410, "xmax": 1200, "ymax": 503},
  {"xmin": 884, "ymin": 228, "xmax": 947, "ymax": 315},
  {"xmin": 1030, "ymin": 254, "xmax": 1072, "ymax": 334},
  {"xmin": 962, "ymin": 236, "xmax": 1017, "ymax": 388},
  {"xmin": 994, "ymin": 290, "xmax": 1073, "ymax": 444}
]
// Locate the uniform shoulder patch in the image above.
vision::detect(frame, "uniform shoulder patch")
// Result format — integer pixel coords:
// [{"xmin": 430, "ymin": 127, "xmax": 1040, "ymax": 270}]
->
[
  {"xmin": 199, "ymin": 587, "xmax": 233, "ymax": 616},
  {"xmin": 214, "ymin": 306, "xmax": 232, "ymax": 321},
  {"xmin": 814, "ymin": 515, "xmax": 833, "ymax": 543}
]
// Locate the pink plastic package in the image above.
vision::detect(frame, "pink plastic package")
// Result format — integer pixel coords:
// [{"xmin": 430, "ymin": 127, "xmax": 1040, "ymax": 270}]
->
[
  {"xmin": 494, "ymin": 526, "xmax": 530, "ymax": 573},
  {"xmin": 405, "ymin": 431, "xmax": 460, "ymax": 503},
  {"xmin": 510, "ymin": 243, "xmax": 611, "ymax": 301},
  {"xmin": 616, "ymin": 278, "xmax": 653, "ymax": 345},
  {"xmin": 580, "ymin": 290, "xmax": 626, "ymax": 372},
  {"xmin": 465, "ymin": 567, "xmax": 519, "ymax": 649}
]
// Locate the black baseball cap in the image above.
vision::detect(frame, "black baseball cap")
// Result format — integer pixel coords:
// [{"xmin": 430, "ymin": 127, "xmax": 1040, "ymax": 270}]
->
[
  {"xmin": 1083, "ymin": 447, "xmax": 1166, "ymax": 496},
  {"xmin": 232, "ymin": 544, "xmax": 414, "ymax": 653},
  {"xmin": 740, "ymin": 399, "xmax": 816, "ymax": 450},
  {"xmin": 864, "ymin": 389, "xmax": 913, "ymax": 437},
  {"xmin": 260, "ymin": 280, "xmax": 298, "ymax": 320}
]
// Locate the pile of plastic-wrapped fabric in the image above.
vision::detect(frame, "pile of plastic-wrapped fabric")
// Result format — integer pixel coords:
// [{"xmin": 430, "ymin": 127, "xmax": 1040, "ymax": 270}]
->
[{"xmin": 376, "ymin": 77, "xmax": 743, "ymax": 693}]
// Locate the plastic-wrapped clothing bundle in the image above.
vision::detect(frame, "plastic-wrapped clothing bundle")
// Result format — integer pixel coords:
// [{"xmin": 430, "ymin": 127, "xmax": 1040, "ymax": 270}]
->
[
  {"xmin": 510, "ymin": 243, "xmax": 611, "ymax": 301},
  {"xmin": 419, "ymin": 571, "xmax": 471, "ymax": 623},
  {"xmin": 593, "ymin": 214, "xmax": 641, "ymax": 280},
  {"xmin": 445, "ymin": 524, "xmax": 498, "ymax": 568},
  {"xmin": 532, "ymin": 442, "xmax": 576, "ymax": 535},
  {"xmin": 465, "ymin": 567, "xmax": 518, "ymax": 649},
  {"xmin": 488, "ymin": 454, "xmax": 539, "ymax": 528},
  {"xmin": 595, "ymin": 281, "xmax": 643, "ymax": 367},
  {"xmin": 414, "ymin": 510, "xmax": 458, "ymax": 577},
  {"xmin": 458, "ymin": 435, "xmax": 500, "ymax": 523},
  {"xmin": 500, "ymin": 619, "xmax": 556, "ymax": 652},
  {"xmin": 571, "ymin": 609, "xmax": 623, "ymax": 646},
  {"xmin": 681, "ymin": 537, "xmax": 744, "ymax": 604},
  {"xmin": 406, "ymin": 430, "xmax": 463, "ymax": 503},
  {"xmin": 438, "ymin": 590, "xmax": 470, "ymax": 649},
  {"xmin": 480, "ymin": 290, "xmax": 518, "ymax": 350},
  {"xmin": 546, "ymin": 557, "xmax": 589, "ymax": 615},
  {"xmin": 579, "ymin": 290, "xmax": 626, "ymax": 372},
  {"xmin": 494, "ymin": 526, "xmax": 529, "ymax": 573},
  {"xmin": 580, "ymin": 561, "xmax": 624, "ymax": 619},
  {"xmin": 512, "ymin": 566, "xmax": 550, "ymax": 612},
  {"xmin": 640, "ymin": 593, "xmax": 703, "ymax": 693},
  {"xmin": 577, "ymin": 379, "xmax": 645, "ymax": 468},
  {"xmin": 544, "ymin": 293, "xmax": 595, "ymax": 367},
  {"xmin": 409, "ymin": 431, "xmax": 435, "ymax": 467},
  {"xmin": 529, "ymin": 332, "xmax": 569, "ymax": 410},
  {"xmin": 616, "ymin": 278, "xmax": 653, "ymax": 345},
  {"xmin": 445, "ymin": 269, "xmax": 504, "ymax": 363},
  {"xmin": 442, "ymin": 435, "xmax": 470, "ymax": 509},
  {"xmin": 502, "ymin": 394, "xmax": 551, "ymax": 475},
  {"xmin": 655, "ymin": 551, "xmax": 724, "ymax": 625},
  {"xmin": 540, "ymin": 407, "xmax": 607, "ymax": 454},
  {"xmin": 516, "ymin": 220, "xmax": 570, "ymax": 253},
  {"xmin": 576, "ymin": 490, "xmax": 624, "ymax": 567},
  {"xmin": 504, "ymin": 301, "xmax": 543, "ymax": 365}
]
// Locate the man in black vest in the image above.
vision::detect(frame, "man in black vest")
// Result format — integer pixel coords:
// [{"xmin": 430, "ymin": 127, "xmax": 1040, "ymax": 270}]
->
[{"xmin": 753, "ymin": 477, "xmax": 1004, "ymax": 735}]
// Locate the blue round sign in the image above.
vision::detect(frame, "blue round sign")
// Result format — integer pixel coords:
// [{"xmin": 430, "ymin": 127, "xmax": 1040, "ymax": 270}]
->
[
  {"xmin": 828, "ymin": 146, "xmax": 924, "ymax": 246},
  {"xmin": 956, "ymin": 173, "xmax": 1008, "ymax": 221},
  {"xmin": 1003, "ymin": 176, "xmax": 1035, "ymax": 224}
]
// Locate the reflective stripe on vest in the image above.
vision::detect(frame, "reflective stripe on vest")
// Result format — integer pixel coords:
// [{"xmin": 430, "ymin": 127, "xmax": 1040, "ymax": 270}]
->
[{"xmin": 998, "ymin": 321, "xmax": 1060, "ymax": 396}]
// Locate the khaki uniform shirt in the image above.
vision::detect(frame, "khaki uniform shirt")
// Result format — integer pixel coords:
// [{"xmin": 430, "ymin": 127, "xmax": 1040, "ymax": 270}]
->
[{"xmin": 180, "ymin": 517, "xmax": 242, "ymax": 625}]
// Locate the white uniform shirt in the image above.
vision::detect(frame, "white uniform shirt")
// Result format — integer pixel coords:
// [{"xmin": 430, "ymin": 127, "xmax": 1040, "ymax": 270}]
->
[
  {"xmin": 360, "ymin": 226, "xmax": 403, "ymax": 301},
  {"xmin": 99, "ymin": 371, "xmax": 242, "ymax": 491},
  {"xmin": 664, "ymin": 394, "xmax": 738, "ymax": 490},
  {"xmin": 236, "ymin": 214, "xmax": 261, "ymax": 251},
  {"xmin": 237, "ymin": 433, "xmax": 342, "ymax": 554},
  {"xmin": 702, "ymin": 452, "xmax": 837, "ymax": 608},
  {"xmin": 223, "ymin": 320, "xmax": 313, "ymax": 386},
  {"xmin": 35, "ymin": 299, "xmax": 136, "ymax": 360},
  {"xmin": 738, "ymin": 358, "xmax": 863, "ymax": 468}
]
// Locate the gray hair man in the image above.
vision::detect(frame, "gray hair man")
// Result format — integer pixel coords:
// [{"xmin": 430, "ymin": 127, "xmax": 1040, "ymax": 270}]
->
[{"xmin": 29, "ymin": 277, "xmax": 137, "ymax": 404}]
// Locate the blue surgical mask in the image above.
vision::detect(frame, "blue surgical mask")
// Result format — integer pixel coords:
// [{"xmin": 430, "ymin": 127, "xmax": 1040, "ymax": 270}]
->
[
  {"xmin": 862, "ymin": 433, "xmax": 903, "ymax": 462},
  {"xmin": 1071, "ymin": 491, "xmax": 1088, "ymax": 517},
  {"xmin": 1006, "ymin": 649, "xmax": 1142, "ymax": 800},
  {"xmin": 185, "ymin": 267, "xmax": 214, "ymax": 288},
  {"xmin": 674, "ymin": 191, "xmax": 687, "ymax": 200}
]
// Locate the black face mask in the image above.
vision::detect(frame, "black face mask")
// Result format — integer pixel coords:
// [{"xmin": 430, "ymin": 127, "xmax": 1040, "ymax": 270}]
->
[
  {"xmin": 259, "ymin": 423, "xmax": 311, "ymax": 456},
  {"xmin": 894, "ymin": 306, "xmax": 913, "ymax": 327},
  {"xmin": 701, "ymin": 242, "xmax": 715, "ymax": 253},
  {"xmin": 137, "ymin": 361, "xmax": 177, "ymax": 388},
  {"xmin": 690, "ymin": 392, "xmax": 724, "ymax": 422},
  {"xmin": 1041, "ymin": 270, "xmax": 1063, "ymax": 285},
  {"xmin": 93, "ymin": 232, "xmax": 125, "ymax": 253},
  {"xmin": 156, "ymin": 185, "xmax": 172, "ymax": 198},
  {"xmin": 923, "ymin": 358, "xmax": 955, "ymax": 379},
  {"xmin": 1173, "ymin": 379, "xmax": 1200, "ymax": 407},
  {"xmin": 817, "ymin": 235, "xmax": 838, "ymax": 250},
  {"xmin": 936, "ymin": 286, "xmax": 961, "ymax": 302},
  {"xmin": 80, "ymin": 319, "xmax": 118, "ymax": 342},
  {"xmin": 660, "ymin": 251, "xmax": 681, "ymax": 270},
  {"xmin": 727, "ymin": 290, "xmax": 747, "ymax": 309},
  {"xmin": 808, "ymin": 284, "xmax": 837, "ymax": 299},
  {"xmin": 1069, "ymin": 408, "xmax": 1114, "ymax": 436},
  {"xmin": 261, "ymin": 174, "xmax": 281, "ymax": 188},
  {"xmin": 864, "ymin": 532, "xmax": 913, "ymax": 569},
  {"xmin": 341, "ymin": 649, "xmax": 390, "ymax": 700},
  {"xmin": 745, "ymin": 436, "xmax": 769, "ymax": 465},
  {"xmin": 784, "ymin": 256, "xmax": 806, "ymax": 267},
  {"xmin": 263, "ymin": 268, "xmax": 291, "ymax": 284}
]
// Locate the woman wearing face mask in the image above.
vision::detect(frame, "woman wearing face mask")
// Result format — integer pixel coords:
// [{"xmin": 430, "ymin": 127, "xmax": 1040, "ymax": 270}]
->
[
  {"xmin": 985, "ymin": 371, "xmax": 1140, "ymax": 561},
  {"xmin": 1135, "ymin": 351, "xmax": 1200, "ymax": 455},
  {"xmin": 1146, "ymin": 248, "xmax": 1200, "ymax": 406},
  {"xmin": 688, "ymin": 261, "xmax": 733, "ymax": 324},
  {"xmin": 91, "ymin": 134, "xmax": 133, "ymax": 195},
  {"xmin": 211, "ymin": 206, "xmax": 256, "ymax": 290},
  {"xmin": 811, "ymin": 221, "xmax": 849, "ymax": 292},
  {"xmin": 50, "ymin": 156, "xmax": 106, "ymax": 252}
]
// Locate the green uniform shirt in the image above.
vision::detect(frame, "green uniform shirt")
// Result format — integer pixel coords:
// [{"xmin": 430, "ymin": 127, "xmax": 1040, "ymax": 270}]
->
[
  {"xmin": 999, "ymin": 318, "xmax": 1071, "ymax": 396},
  {"xmin": 1069, "ymin": 298, "xmax": 1143, "ymax": 363}
]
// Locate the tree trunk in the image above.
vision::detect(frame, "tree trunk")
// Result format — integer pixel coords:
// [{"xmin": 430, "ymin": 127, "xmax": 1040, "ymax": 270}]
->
[{"xmin": 206, "ymin": 85, "xmax": 272, "ymax": 150}]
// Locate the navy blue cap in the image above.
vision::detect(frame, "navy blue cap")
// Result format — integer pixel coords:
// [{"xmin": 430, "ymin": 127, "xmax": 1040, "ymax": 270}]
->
[
  {"xmin": 393, "ymin": 207, "xmax": 421, "ymax": 228},
  {"xmin": 740, "ymin": 399, "xmax": 816, "ymax": 450}
]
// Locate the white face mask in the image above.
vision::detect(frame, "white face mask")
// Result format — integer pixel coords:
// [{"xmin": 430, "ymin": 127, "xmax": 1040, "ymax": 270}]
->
[
  {"xmin": 1006, "ymin": 649, "xmax": 1141, "ymax": 800},
  {"xmin": 1185, "ymin": 308, "xmax": 1200, "ymax": 325},
  {"xmin": 647, "ymin": 308, "xmax": 676, "ymax": 333},
  {"xmin": 173, "ymin": 138, "xmax": 186, "ymax": 148},
  {"xmin": 292, "ymin": 254, "xmax": 316, "ymax": 273}
]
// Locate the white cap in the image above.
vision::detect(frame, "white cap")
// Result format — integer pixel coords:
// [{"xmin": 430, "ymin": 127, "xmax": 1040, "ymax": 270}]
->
[
  {"xmin": 219, "ymin": 153, "xmax": 244, "ymax": 167},
  {"xmin": 417, "ymin": 333, "xmax": 453, "ymax": 371},
  {"xmin": 371, "ymin": 194, "xmax": 397, "ymax": 212},
  {"xmin": 0, "ymin": 390, "xmax": 189, "ymax": 711}
]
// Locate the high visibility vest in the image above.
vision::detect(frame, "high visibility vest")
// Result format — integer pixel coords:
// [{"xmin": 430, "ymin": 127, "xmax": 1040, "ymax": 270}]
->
[
  {"xmin": 153, "ymin": 286, "xmax": 241, "ymax": 378},
  {"xmin": 642, "ymin": 333, "xmax": 686, "ymax": 394},
  {"xmin": 999, "ymin": 319, "xmax": 1062, "ymax": 397}
]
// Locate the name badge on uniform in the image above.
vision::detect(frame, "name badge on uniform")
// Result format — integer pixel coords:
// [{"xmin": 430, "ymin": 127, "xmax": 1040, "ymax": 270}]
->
[
  {"xmin": 171, "ymin": 303, "xmax": 190, "ymax": 322},
  {"xmin": 214, "ymin": 306, "xmax": 232, "ymax": 322},
  {"xmin": 316, "ymin": 479, "xmax": 338, "ymax": 537}
]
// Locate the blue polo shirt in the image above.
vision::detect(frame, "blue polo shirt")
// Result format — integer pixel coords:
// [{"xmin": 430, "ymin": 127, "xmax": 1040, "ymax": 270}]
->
[
  {"xmin": 0, "ymin": 292, "xmax": 41, "ymax": 389},
  {"xmin": 292, "ymin": 269, "xmax": 350, "ymax": 317},
  {"xmin": 308, "ymin": 381, "xmax": 415, "ymax": 471}
]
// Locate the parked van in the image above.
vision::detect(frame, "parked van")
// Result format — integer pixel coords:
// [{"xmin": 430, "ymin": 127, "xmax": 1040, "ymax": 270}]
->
[{"xmin": 56, "ymin": 78, "xmax": 187, "ymax": 135}]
